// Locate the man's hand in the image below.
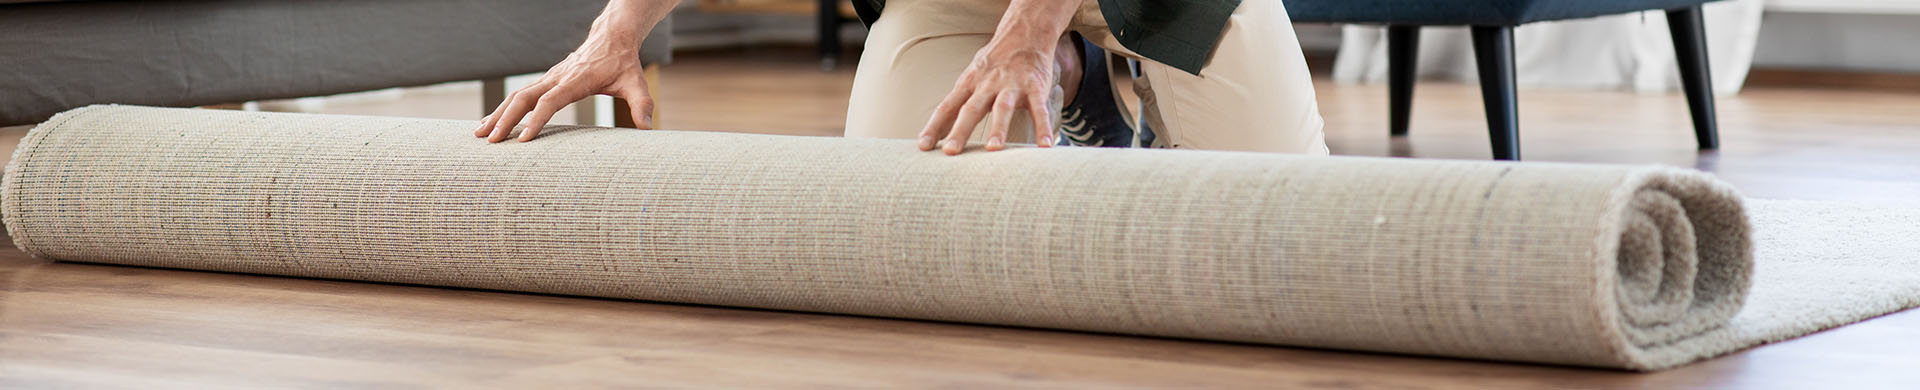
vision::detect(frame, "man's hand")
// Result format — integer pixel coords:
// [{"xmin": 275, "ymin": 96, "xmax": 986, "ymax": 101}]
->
[
  {"xmin": 477, "ymin": 0, "xmax": 676, "ymax": 143},
  {"xmin": 917, "ymin": 0, "xmax": 1080, "ymax": 155}
]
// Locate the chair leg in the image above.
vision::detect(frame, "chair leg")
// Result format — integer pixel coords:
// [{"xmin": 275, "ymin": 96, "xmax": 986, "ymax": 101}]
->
[
  {"xmin": 1388, "ymin": 25, "xmax": 1421, "ymax": 137},
  {"xmin": 818, "ymin": 0, "xmax": 842, "ymax": 71},
  {"xmin": 1471, "ymin": 26, "xmax": 1520, "ymax": 161},
  {"xmin": 1668, "ymin": 6, "xmax": 1721, "ymax": 150}
]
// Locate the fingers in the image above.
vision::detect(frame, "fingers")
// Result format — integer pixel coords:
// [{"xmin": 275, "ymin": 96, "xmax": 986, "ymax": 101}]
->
[
  {"xmin": 487, "ymin": 83, "xmax": 549, "ymax": 143},
  {"xmin": 1027, "ymin": 92, "xmax": 1055, "ymax": 148},
  {"xmin": 918, "ymin": 85, "xmax": 972, "ymax": 151},
  {"xmin": 617, "ymin": 85, "xmax": 656, "ymax": 130},
  {"xmin": 983, "ymin": 91, "xmax": 1018, "ymax": 151},
  {"xmin": 941, "ymin": 92, "xmax": 994, "ymax": 155},
  {"xmin": 475, "ymin": 112, "xmax": 497, "ymax": 138},
  {"xmin": 476, "ymin": 91, "xmax": 517, "ymax": 138},
  {"xmin": 515, "ymin": 91, "xmax": 574, "ymax": 142}
]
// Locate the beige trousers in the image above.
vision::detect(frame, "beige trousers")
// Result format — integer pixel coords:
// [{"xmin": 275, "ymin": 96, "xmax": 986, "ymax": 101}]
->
[{"xmin": 845, "ymin": 0, "xmax": 1329, "ymax": 154}]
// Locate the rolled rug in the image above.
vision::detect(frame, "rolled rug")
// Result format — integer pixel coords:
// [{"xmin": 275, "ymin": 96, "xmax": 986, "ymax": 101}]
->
[{"xmin": 2, "ymin": 105, "xmax": 1751, "ymax": 370}]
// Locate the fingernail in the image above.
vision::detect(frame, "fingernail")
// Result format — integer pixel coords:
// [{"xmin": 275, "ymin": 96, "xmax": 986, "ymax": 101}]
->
[
  {"xmin": 919, "ymin": 136, "xmax": 935, "ymax": 149},
  {"xmin": 986, "ymin": 136, "xmax": 1004, "ymax": 150}
]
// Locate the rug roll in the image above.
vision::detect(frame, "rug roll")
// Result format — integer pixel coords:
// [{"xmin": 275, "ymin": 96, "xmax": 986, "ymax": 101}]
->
[{"xmin": 2, "ymin": 106, "xmax": 1752, "ymax": 370}]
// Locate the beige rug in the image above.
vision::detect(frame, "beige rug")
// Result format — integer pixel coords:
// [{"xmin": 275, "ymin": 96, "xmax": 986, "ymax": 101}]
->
[
  {"xmin": 3, "ymin": 106, "xmax": 1912, "ymax": 371},
  {"xmin": 1719, "ymin": 198, "xmax": 1920, "ymax": 354}
]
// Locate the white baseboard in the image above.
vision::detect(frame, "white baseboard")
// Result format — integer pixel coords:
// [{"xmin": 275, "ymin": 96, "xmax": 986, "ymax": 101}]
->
[{"xmin": 1767, "ymin": 0, "xmax": 1920, "ymax": 15}]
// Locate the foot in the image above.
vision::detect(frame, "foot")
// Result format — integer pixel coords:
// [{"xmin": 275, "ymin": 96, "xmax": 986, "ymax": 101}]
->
[{"xmin": 1054, "ymin": 34, "xmax": 1138, "ymax": 148}]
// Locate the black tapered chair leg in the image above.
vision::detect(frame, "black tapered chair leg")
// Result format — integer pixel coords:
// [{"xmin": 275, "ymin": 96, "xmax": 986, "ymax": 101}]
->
[
  {"xmin": 818, "ymin": 0, "xmax": 842, "ymax": 71},
  {"xmin": 1388, "ymin": 25, "xmax": 1421, "ymax": 137},
  {"xmin": 1668, "ymin": 6, "xmax": 1721, "ymax": 150},
  {"xmin": 1471, "ymin": 26, "xmax": 1520, "ymax": 161}
]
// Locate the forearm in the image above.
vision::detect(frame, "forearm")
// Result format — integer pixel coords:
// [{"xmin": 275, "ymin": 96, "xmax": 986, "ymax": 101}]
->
[
  {"xmin": 986, "ymin": 0, "xmax": 1078, "ymax": 53},
  {"xmin": 585, "ymin": 0, "xmax": 682, "ymax": 52}
]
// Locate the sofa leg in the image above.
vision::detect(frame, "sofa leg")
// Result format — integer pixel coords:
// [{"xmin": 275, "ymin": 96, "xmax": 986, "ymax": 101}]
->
[
  {"xmin": 481, "ymin": 77, "xmax": 507, "ymax": 117},
  {"xmin": 1668, "ymin": 6, "xmax": 1721, "ymax": 150},
  {"xmin": 1388, "ymin": 25, "xmax": 1420, "ymax": 137},
  {"xmin": 1471, "ymin": 26, "xmax": 1520, "ymax": 161},
  {"xmin": 817, "ymin": 0, "xmax": 841, "ymax": 71}
]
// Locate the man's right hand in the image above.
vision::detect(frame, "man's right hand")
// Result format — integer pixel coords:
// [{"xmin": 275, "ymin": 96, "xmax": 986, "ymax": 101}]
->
[{"xmin": 476, "ymin": 0, "xmax": 674, "ymax": 143}]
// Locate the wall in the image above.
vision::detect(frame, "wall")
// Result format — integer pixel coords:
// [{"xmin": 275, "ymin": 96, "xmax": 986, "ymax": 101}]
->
[{"xmin": 1751, "ymin": 12, "xmax": 1920, "ymax": 73}]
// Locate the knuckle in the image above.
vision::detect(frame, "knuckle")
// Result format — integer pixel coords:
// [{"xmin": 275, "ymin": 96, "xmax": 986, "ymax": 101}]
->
[
  {"xmin": 513, "ymin": 93, "xmax": 541, "ymax": 105},
  {"xmin": 966, "ymin": 97, "xmax": 992, "ymax": 110}
]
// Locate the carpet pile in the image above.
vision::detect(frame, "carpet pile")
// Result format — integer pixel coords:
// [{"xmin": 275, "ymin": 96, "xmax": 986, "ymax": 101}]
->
[{"xmin": 5, "ymin": 106, "xmax": 1912, "ymax": 370}]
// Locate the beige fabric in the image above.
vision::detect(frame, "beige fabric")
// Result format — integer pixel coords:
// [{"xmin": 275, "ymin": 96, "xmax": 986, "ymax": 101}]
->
[
  {"xmin": 845, "ymin": 0, "xmax": 1329, "ymax": 154},
  {"xmin": 1, "ymin": 106, "xmax": 1767, "ymax": 370}
]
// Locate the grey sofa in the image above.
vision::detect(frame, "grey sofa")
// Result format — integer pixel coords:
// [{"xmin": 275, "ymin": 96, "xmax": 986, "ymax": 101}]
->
[{"xmin": 0, "ymin": 0, "xmax": 672, "ymax": 126}]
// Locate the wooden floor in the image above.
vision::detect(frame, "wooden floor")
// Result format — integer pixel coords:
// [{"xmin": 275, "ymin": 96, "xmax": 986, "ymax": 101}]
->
[{"xmin": 3, "ymin": 47, "xmax": 1919, "ymax": 388}]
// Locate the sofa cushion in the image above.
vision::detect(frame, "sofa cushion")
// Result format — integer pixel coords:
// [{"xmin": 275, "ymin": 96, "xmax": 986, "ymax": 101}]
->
[{"xmin": 0, "ymin": 0, "xmax": 671, "ymax": 126}]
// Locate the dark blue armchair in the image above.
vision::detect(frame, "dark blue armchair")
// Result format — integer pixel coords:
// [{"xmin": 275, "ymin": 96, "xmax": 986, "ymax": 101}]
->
[{"xmin": 1283, "ymin": 0, "xmax": 1723, "ymax": 160}]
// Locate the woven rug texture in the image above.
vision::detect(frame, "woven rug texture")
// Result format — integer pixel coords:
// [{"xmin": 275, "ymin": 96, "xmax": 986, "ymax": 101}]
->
[{"xmin": 4, "ymin": 106, "xmax": 1912, "ymax": 370}]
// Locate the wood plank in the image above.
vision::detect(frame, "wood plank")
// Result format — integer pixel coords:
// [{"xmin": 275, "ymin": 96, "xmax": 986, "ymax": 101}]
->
[{"xmin": 1748, "ymin": 67, "xmax": 1920, "ymax": 93}]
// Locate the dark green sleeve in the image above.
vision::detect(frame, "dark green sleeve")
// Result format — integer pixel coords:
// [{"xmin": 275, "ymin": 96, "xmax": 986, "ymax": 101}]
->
[
  {"xmin": 852, "ymin": 0, "xmax": 883, "ymax": 27},
  {"xmin": 1097, "ymin": 0, "xmax": 1239, "ymax": 75}
]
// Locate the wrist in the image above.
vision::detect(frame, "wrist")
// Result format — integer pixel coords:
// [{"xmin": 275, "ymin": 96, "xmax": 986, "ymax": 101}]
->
[
  {"xmin": 588, "ymin": 0, "xmax": 673, "ymax": 52},
  {"xmin": 580, "ymin": 26, "xmax": 642, "ymax": 56},
  {"xmin": 986, "ymin": 0, "xmax": 1075, "ymax": 54}
]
